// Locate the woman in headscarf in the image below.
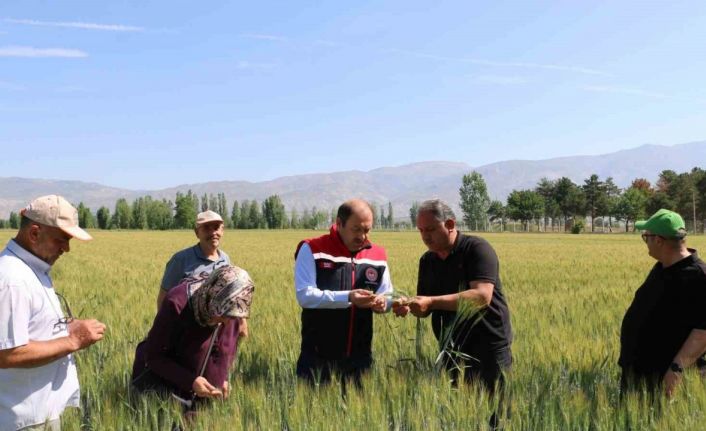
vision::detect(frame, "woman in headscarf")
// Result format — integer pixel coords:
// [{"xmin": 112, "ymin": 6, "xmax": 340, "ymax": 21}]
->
[{"xmin": 131, "ymin": 265, "xmax": 254, "ymax": 403}]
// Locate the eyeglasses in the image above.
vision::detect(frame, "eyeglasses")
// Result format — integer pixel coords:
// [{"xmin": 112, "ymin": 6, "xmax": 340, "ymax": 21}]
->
[
  {"xmin": 54, "ymin": 293, "xmax": 75, "ymax": 329},
  {"xmin": 641, "ymin": 233, "xmax": 660, "ymax": 243}
]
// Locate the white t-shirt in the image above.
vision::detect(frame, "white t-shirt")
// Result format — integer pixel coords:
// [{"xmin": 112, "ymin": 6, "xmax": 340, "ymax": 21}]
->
[{"xmin": 0, "ymin": 240, "xmax": 80, "ymax": 431}]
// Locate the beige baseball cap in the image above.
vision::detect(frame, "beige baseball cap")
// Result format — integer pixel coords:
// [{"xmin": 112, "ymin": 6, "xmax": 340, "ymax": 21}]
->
[
  {"xmin": 21, "ymin": 195, "xmax": 93, "ymax": 241},
  {"xmin": 195, "ymin": 210, "xmax": 223, "ymax": 228}
]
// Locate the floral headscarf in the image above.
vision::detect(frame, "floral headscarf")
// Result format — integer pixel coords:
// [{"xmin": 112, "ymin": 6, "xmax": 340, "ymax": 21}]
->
[{"xmin": 186, "ymin": 265, "xmax": 255, "ymax": 327}]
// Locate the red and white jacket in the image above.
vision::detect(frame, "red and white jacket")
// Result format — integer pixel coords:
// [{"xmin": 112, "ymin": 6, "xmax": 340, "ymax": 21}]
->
[{"xmin": 294, "ymin": 225, "xmax": 391, "ymax": 360}]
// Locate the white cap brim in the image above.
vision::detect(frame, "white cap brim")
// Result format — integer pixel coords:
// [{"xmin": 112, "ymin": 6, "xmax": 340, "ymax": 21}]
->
[{"xmin": 61, "ymin": 225, "xmax": 93, "ymax": 241}]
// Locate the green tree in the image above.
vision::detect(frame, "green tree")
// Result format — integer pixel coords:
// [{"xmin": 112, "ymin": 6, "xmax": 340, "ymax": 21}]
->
[
  {"xmin": 230, "ymin": 200, "xmax": 240, "ymax": 229},
  {"xmin": 582, "ymin": 174, "xmax": 608, "ymax": 232},
  {"xmin": 249, "ymin": 200, "xmax": 262, "ymax": 229},
  {"xmin": 506, "ymin": 190, "xmax": 544, "ymax": 231},
  {"xmin": 96, "ymin": 207, "xmax": 111, "ymax": 229},
  {"xmin": 112, "ymin": 198, "xmax": 132, "ymax": 229},
  {"xmin": 409, "ymin": 201, "xmax": 420, "ymax": 227},
  {"xmin": 535, "ymin": 177, "xmax": 559, "ymax": 232},
  {"xmin": 459, "ymin": 171, "xmax": 491, "ymax": 231},
  {"xmin": 487, "ymin": 200, "xmax": 506, "ymax": 231},
  {"xmin": 263, "ymin": 195, "xmax": 286, "ymax": 229},
  {"xmin": 696, "ymin": 170, "xmax": 706, "ymax": 233},
  {"xmin": 201, "ymin": 193, "xmax": 209, "ymax": 211},
  {"xmin": 238, "ymin": 200, "xmax": 250, "ymax": 229},
  {"xmin": 130, "ymin": 197, "xmax": 148, "ymax": 229},
  {"xmin": 646, "ymin": 191, "xmax": 675, "ymax": 216},
  {"xmin": 614, "ymin": 187, "xmax": 649, "ymax": 232},
  {"xmin": 146, "ymin": 198, "xmax": 173, "ymax": 230},
  {"xmin": 656, "ymin": 170, "xmax": 678, "ymax": 194},
  {"xmin": 209, "ymin": 194, "xmax": 219, "ymax": 213},
  {"xmin": 387, "ymin": 202, "xmax": 393, "ymax": 228},
  {"xmin": 9, "ymin": 212, "xmax": 19, "ymax": 229},
  {"xmin": 290, "ymin": 208, "xmax": 300, "ymax": 229},
  {"xmin": 77, "ymin": 202, "xmax": 95, "ymax": 229},
  {"xmin": 218, "ymin": 193, "xmax": 228, "ymax": 224},
  {"xmin": 553, "ymin": 177, "xmax": 586, "ymax": 231},
  {"xmin": 174, "ymin": 191, "xmax": 199, "ymax": 229},
  {"xmin": 603, "ymin": 177, "xmax": 621, "ymax": 232},
  {"xmin": 370, "ymin": 202, "xmax": 379, "ymax": 228}
]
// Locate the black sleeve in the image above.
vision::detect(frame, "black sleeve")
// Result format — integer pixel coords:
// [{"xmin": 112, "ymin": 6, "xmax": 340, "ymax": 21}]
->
[
  {"xmin": 692, "ymin": 277, "xmax": 706, "ymax": 330},
  {"xmin": 463, "ymin": 238, "xmax": 498, "ymax": 285},
  {"xmin": 417, "ymin": 256, "xmax": 429, "ymax": 296}
]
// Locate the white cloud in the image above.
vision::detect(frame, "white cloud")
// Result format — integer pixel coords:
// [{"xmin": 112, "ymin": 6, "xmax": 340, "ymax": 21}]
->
[
  {"xmin": 239, "ymin": 33, "xmax": 288, "ymax": 42},
  {"xmin": 389, "ymin": 49, "xmax": 611, "ymax": 77},
  {"xmin": 0, "ymin": 46, "xmax": 88, "ymax": 58},
  {"xmin": 4, "ymin": 18, "xmax": 143, "ymax": 32}
]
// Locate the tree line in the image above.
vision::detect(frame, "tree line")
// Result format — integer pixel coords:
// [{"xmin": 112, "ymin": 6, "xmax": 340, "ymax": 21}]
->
[
  {"xmin": 1, "ymin": 167, "xmax": 703, "ymax": 232},
  {"xmin": 454, "ymin": 168, "xmax": 706, "ymax": 233},
  {"xmin": 0, "ymin": 191, "xmax": 400, "ymax": 231}
]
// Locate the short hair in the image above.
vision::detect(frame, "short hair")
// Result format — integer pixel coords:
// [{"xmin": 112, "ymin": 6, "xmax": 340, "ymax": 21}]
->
[
  {"xmin": 336, "ymin": 200, "xmax": 373, "ymax": 226},
  {"xmin": 664, "ymin": 236, "xmax": 686, "ymax": 251},
  {"xmin": 20, "ymin": 215, "xmax": 35, "ymax": 229},
  {"xmin": 418, "ymin": 199, "xmax": 456, "ymax": 223}
]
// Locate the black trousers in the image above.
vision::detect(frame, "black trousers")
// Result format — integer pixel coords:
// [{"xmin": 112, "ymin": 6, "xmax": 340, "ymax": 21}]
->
[
  {"xmin": 442, "ymin": 345, "xmax": 512, "ymax": 392},
  {"xmin": 442, "ymin": 345, "xmax": 512, "ymax": 430},
  {"xmin": 620, "ymin": 367, "xmax": 662, "ymax": 398}
]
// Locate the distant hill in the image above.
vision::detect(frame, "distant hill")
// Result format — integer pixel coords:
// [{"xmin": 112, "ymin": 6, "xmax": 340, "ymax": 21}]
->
[{"xmin": 1, "ymin": 140, "xmax": 705, "ymax": 219}]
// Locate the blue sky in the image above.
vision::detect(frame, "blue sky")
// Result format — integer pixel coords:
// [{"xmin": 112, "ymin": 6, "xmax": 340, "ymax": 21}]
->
[{"xmin": 1, "ymin": 0, "xmax": 705, "ymax": 190}]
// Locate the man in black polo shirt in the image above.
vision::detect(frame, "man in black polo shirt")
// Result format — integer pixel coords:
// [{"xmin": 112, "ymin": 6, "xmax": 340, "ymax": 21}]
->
[
  {"xmin": 620, "ymin": 209, "xmax": 706, "ymax": 397},
  {"xmin": 393, "ymin": 199, "xmax": 513, "ymax": 392}
]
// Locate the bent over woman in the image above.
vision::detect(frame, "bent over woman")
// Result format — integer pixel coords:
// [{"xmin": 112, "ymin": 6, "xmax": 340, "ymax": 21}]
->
[{"xmin": 131, "ymin": 265, "xmax": 254, "ymax": 403}]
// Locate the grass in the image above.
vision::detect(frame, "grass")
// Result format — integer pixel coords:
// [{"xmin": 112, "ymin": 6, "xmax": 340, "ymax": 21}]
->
[{"xmin": 2, "ymin": 229, "xmax": 706, "ymax": 430}]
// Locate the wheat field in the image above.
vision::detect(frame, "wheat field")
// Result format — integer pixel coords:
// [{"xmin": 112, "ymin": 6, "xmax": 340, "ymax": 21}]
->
[{"xmin": 2, "ymin": 229, "xmax": 706, "ymax": 430}]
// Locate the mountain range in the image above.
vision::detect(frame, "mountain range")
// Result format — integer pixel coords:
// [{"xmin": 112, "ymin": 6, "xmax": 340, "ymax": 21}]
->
[{"xmin": 1, "ymin": 140, "xmax": 705, "ymax": 220}]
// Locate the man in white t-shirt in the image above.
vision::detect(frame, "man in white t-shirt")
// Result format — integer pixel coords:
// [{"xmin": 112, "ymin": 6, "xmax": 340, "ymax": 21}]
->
[{"xmin": 0, "ymin": 195, "xmax": 106, "ymax": 431}]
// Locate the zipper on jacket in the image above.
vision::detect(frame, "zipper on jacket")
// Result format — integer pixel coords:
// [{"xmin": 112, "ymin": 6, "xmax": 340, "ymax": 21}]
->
[{"xmin": 346, "ymin": 257, "xmax": 356, "ymax": 358}]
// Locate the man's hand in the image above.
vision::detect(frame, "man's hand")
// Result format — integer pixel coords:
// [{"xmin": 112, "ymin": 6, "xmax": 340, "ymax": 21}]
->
[
  {"xmin": 238, "ymin": 318, "xmax": 248, "ymax": 338},
  {"xmin": 408, "ymin": 296, "xmax": 433, "ymax": 317},
  {"xmin": 67, "ymin": 319, "xmax": 106, "ymax": 351},
  {"xmin": 663, "ymin": 369, "xmax": 682, "ymax": 398},
  {"xmin": 192, "ymin": 376, "xmax": 223, "ymax": 398},
  {"xmin": 371, "ymin": 295, "xmax": 387, "ymax": 313},
  {"xmin": 349, "ymin": 289, "xmax": 376, "ymax": 308},
  {"xmin": 222, "ymin": 381, "xmax": 230, "ymax": 399},
  {"xmin": 392, "ymin": 297, "xmax": 410, "ymax": 317}
]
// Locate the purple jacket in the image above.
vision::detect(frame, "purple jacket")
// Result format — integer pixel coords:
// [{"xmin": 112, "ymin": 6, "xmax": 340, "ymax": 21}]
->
[{"xmin": 131, "ymin": 281, "xmax": 239, "ymax": 396}]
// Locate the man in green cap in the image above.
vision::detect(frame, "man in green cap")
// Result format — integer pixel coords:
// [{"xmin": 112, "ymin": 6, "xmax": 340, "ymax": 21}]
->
[{"xmin": 619, "ymin": 209, "xmax": 706, "ymax": 397}]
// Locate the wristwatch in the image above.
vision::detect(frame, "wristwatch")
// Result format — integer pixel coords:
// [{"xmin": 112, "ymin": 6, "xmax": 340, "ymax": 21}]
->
[{"xmin": 670, "ymin": 362, "xmax": 684, "ymax": 373}]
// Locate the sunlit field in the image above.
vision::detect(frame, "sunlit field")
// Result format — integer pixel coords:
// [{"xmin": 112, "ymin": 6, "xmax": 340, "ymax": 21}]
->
[{"xmin": 3, "ymin": 229, "xmax": 706, "ymax": 430}]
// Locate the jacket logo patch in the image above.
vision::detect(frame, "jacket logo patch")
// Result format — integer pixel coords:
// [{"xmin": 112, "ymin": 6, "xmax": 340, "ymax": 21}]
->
[
  {"xmin": 319, "ymin": 261, "xmax": 334, "ymax": 269},
  {"xmin": 365, "ymin": 267, "xmax": 378, "ymax": 282}
]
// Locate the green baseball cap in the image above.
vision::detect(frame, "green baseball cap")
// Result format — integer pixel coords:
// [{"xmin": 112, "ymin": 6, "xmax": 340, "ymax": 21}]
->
[{"xmin": 635, "ymin": 209, "xmax": 687, "ymax": 238}]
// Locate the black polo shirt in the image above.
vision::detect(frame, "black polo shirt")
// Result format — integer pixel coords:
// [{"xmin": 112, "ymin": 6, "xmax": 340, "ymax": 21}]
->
[
  {"xmin": 619, "ymin": 250, "xmax": 706, "ymax": 376},
  {"xmin": 417, "ymin": 233, "xmax": 513, "ymax": 352}
]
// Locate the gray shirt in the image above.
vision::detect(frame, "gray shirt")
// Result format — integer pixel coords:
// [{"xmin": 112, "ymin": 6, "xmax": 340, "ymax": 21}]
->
[{"xmin": 160, "ymin": 244, "xmax": 231, "ymax": 291}]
